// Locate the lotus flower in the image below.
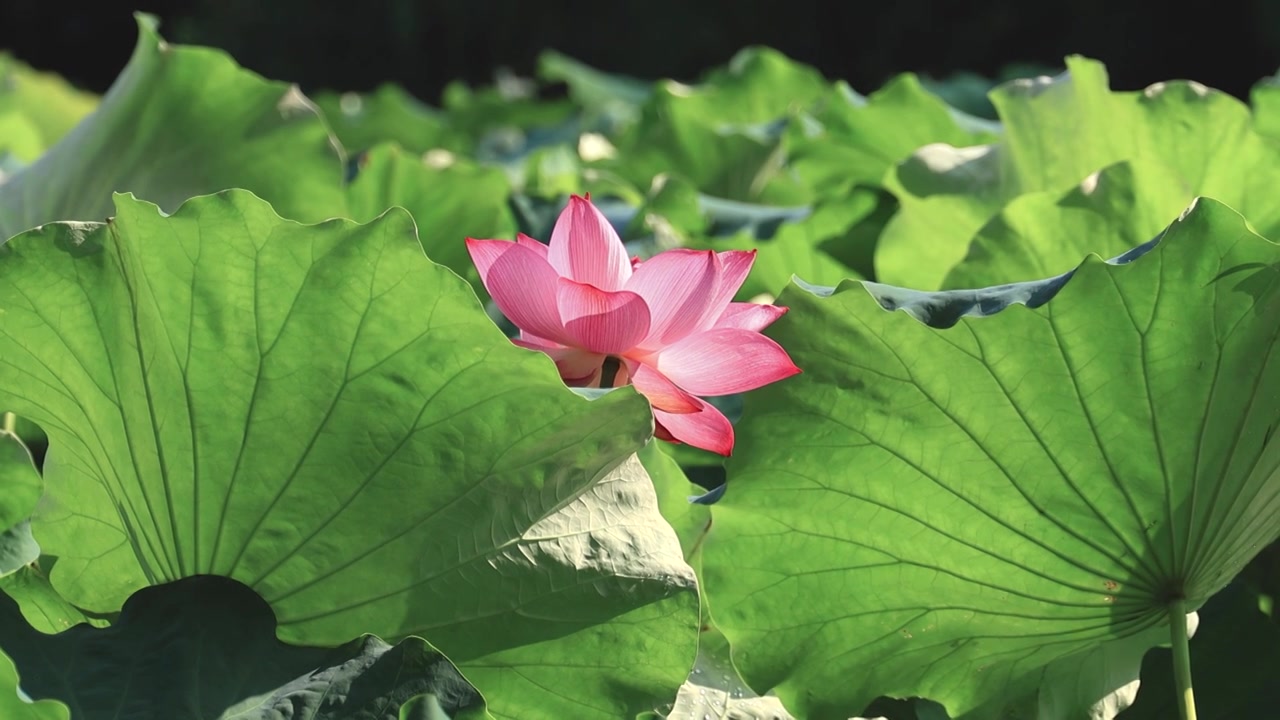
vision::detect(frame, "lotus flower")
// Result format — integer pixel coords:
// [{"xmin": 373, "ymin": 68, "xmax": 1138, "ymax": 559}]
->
[{"xmin": 466, "ymin": 194, "xmax": 799, "ymax": 455}]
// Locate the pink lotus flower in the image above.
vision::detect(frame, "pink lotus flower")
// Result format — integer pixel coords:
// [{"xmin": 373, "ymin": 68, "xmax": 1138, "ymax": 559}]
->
[{"xmin": 466, "ymin": 194, "xmax": 800, "ymax": 455}]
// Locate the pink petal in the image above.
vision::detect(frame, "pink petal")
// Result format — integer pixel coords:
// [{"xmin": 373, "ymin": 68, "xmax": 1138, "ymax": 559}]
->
[
  {"xmin": 714, "ymin": 303, "xmax": 788, "ymax": 332},
  {"xmin": 654, "ymin": 421, "xmax": 678, "ymax": 443},
  {"xmin": 511, "ymin": 337, "xmax": 603, "ymax": 385},
  {"xmin": 655, "ymin": 328, "xmax": 801, "ymax": 396},
  {"xmin": 516, "ymin": 232, "xmax": 550, "ymax": 258},
  {"xmin": 514, "ymin": 330, "xmax": 561, "ymax": 350},
  {"xmin": 548, "ymin": 195, "xmax": 632, "ymax": 291},
  {"xmin": 467, "ymin": 239, "xmax": 572, "ymax": 345},
  {"xmin": 653, "ymin": 396, "xmax": 734, "ymax": 455},
  {"xmin": 625, "ymin": 249, "xmax": 722, "ymax": 347},
  {"xmin": 465, "ymin": 237, "xmax": 510, "ymax": 281},
  {"xmin": 557, "ymin": 278, "xmax": 651, "ymax": 355},
  {"xmin": 628, "ymin": 362, "xmax": 700, "ymax": 414},
  {"xmin": 697, "ymin": 250, "xmax": 757, "ymax": 330}
]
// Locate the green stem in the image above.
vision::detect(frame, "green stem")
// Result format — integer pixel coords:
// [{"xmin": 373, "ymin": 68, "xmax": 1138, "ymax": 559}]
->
[
  {"xmin": 1169, "ymin": 598, "xmax": 1197, "ymax": 720},
  {"xmin": 1, "ymin": 412, "xmax": 14, "ymax": 435},
  {"xmin": 684, "ymin": 517, "xmax": 713, "ymax": 563}
]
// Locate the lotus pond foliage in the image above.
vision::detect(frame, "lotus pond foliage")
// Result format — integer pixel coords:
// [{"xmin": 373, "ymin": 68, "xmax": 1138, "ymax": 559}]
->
[{"xmin": 0, "ymin": 12, "xmax": 1276, "ymax": 720}]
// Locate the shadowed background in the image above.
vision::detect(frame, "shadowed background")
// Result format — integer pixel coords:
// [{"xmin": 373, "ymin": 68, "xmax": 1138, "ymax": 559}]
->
[{"xmin": 1, "ymin": 0, "xmax": 1276, "ymax": 104}]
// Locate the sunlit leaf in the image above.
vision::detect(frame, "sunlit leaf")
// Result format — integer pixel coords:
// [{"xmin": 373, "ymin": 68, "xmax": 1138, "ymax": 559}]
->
[
  {"xmin": 345, "ymin": 143, "xmax": 515, "ymax": 295},
  {"xmin": 0, "ymin": 55, "xmax": 97, "ymax": 163},
  {"xmin": 313, "ymin": 84, "xmax": 466, "ymax": 155},
  {"xmin": 0, "ymin": 190, "xmax": 697, "ymax": 719},
  {"xmin": 705, "ymin": 199, "xmax": 1280, "ymax": 717},
  {"xmin": 876, "ymin": 56, "xmax": 1280, "ymax": 290},
  {"xmin": 0, "ymin": 14, "xmax": 345, "ymax": 240}
]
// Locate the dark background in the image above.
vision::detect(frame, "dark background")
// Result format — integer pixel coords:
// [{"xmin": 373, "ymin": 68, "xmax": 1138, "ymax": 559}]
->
[{"xmin": 2, "ymin": 0, "xmax": 1277, "ymax": 104}]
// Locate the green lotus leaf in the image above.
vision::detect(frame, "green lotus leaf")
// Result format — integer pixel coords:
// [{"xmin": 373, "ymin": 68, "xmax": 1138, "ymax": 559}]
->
[
  {"xmin": 640, "ymin": 443, "xmax": 711, "ymax": 567},
  {"xmin": 876, "ymin": 56, "xmax": 1280, "ymax": 290},
  {"xmin": 437, "ymin": 452, "xmax": 699, "ymax": 720},
  {"xmin": 607, "ymin": 48, "xmax": 826, "ymax": 204},
  {"xmin": 0, "ymin": 14, "xmax": 345, "ymax": 240},
  {"xmin": 0, "ymin": 414, "xmax": 45, "ymax": 451},
  {"xmin": 685, "ymin": 47, "xmax": 828, "ymax": 123},
  {"xmin": 657, "ymin": 628, "xmax": 796, "ymax": 720},
  {"xmin": 313, "ymin": 84, "xmax": 467, "ymax": 155},
  {"xmin": 703, "ymin": 198, "xmax": 1280, "ymax": 718},
  {"xmin": 0, "ymin": 114, "xmax": 42, "ymax": 168},
  {"xmin": 786, "ymin": 74, "xmax": 998, "ymax": 197},
  {"xmin": 0, "ymin": 565, "xmax": 103, "ymax": 634},
  {"xmin": 440, "ymin": 79, "xmax": 575, "ymax": 144},
  {"xmin": 944, "ymin": 160, "xmax": 1192, "ymax": 289},
  {"xmin": 0, "ymin": 432, "xmax": 39, "ymax": 538},
  {"xmin": 688, "ymin": 199, "xmax": 868, "ymax": 298},
  {"xmin": 967, "ymin": 612, "xmax": 1197, "ymax": 719},
  {"xmin": 0, "ymin": 522, "xmax": 37, "ymax": 580},
  {"xmin": 1250, "ymin": 71, "xmax": 1280, "ymax": 142},
  {"xmin": 0, "ymin": 190, "xmax": 697, "ymax": 719},
  {"xmin": 1121, "ymin": 582, "xmax": 1280, "ymax": 719},
  {"xmin": 0, "ymin": 649, "xmax": 67, "ymax": 720},
  {"xmin": 0, "ymin": 429, "xmax": 41, "ymax": 579},
  {"xmin": 0, "ymin": 575, "xmax": 488, "ymax": 719},
  {"xmin": 0, "ymin": 55, "xmax": 97, "ymax": 163},
  {"xmin": 345, "ymin": 143, "xmax": 515, "ymax": 295},
  {"xmin": 919, "ymin": 63, "xmax": 1060, "ymax": 119},
  {"xmin": 537, "ymin": 50, "xmax": 652, "ymax": 127}
]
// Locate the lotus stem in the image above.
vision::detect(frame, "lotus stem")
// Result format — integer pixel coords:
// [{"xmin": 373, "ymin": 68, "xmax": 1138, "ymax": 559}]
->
[
  {"xmin": 599, "ymin": 356, "xmax": 621, "ymax": 389},
  {"xmin": 1169, "ymin": 598, "xmax": 1197, "ymax": 720},
  {"xmin": 1, "ymin": 412, "xmax": 13, "ymax": 435}
]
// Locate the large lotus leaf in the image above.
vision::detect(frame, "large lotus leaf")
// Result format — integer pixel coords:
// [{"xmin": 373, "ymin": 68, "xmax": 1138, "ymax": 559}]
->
[
  {"xmin": 0, "ymin": 190, "xmax": 697, "ymax": 718},
  {"xmin": 1120, "ymin": 582, "xmax": 1280, "ymax": 719},
  {"xmin": 0, "ymin": 430, "xmax": 41, "ymax": 578},
  {"xmin": 0, "ymin": 575, "xmax": 488, "ymax": 719},
  {"xmin": 964, "ymin": 612, "xmax": 1197, "ymax": 719},
  {"xmin": 0, "ymin": 565, "xmax": 102, "ymax": 634},
  {"xmin": 919, "ymin": 63, "xmax": 1061, "ymax": 119},
  {"xmin": 609, "ymin": 102, "xmax": 803, "ymax": 205},
  {"xmin": 606, "ymin": 48, "xmax": 826, "ymax": 204},
  {"xmin": 620, "ymin": 176, "xmax": 864, "ymax": 297},
  {"xmin": 536, "ymin": 51, "xmax": 652, "ymax": 127},
  {"xmin": 688, "ymin": 199, "xmax": 867, "ymax": 297},
  {"xmin": 702, "ymin": 198, "xmax": 1280, "ymax": 718},
  {"xmin": 645, "ymin": 182, "xmax": 813, "ymax": 242},
  {"xmin": 0, "ymin": 522, "xmax": 37, "ymax": 579},
  {"xmin": 0, "ymin": 55, "xmax": 97, "ymax": 163},
  {"xmin": 638, "ymin": 444, "xmax": 800, "ymax": 720},
  {"xmin": 0, "ymin": 649, "xmax": 67, "ymax": 720},
  {"xmin": 640, "ymin": 443, "xmax": 711, "ymax": 567},
  {"xmin": 0, "ymin": 414, "xmax": 46, "ymax": 453},
  {"xmin": 1251, "ymin": 72, "xmax": 1280, "ymax": 142},
  {"xmin": 0, "ymin": 432, "xmax": 40, "ymax": 535},
  {"xmin": 0, "ymin": 114, "xmax": 41, "ymax": 170},
  {"xmin": 623, "ymin": 176, "xmax": 708, "ymax": 246},
  {"xmin": 654, "ymin": 628, "xmax": 797, "ymax": 720},
  {"xmin": 345, "ymin": 143, "xmax": 516, "ymax": 294},
  {"xmin": 0, "ymin": 14, "xmax": 345, "ymax": 240},
  {"xmin": 430, "ymin": 453, "xmax": 699, "ymax": 720},
  {"xmin": 876, "ymin": 56, "xmax": 1280, "ymax": 290},
  {"xmin": 944, "ymin": 160, "xmax": 1188, "ymax": 289},
  {"xmin": 513, "ymin": 143, "xmax": 647, "ymax": 204},
  {"xmin": 440, "ymin": 79, "xmax": 575, "ymax": 145},
  {"xmin": 786, "ymin": 74, "xmax": 999, "ymax": 196},
  {"xmin": 313, "ymin": 84, "xmax": 467, "ymax": 155},
  {"xmin": 682, "ymin": 47, "xmax": 828, "ymax": 125}
]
